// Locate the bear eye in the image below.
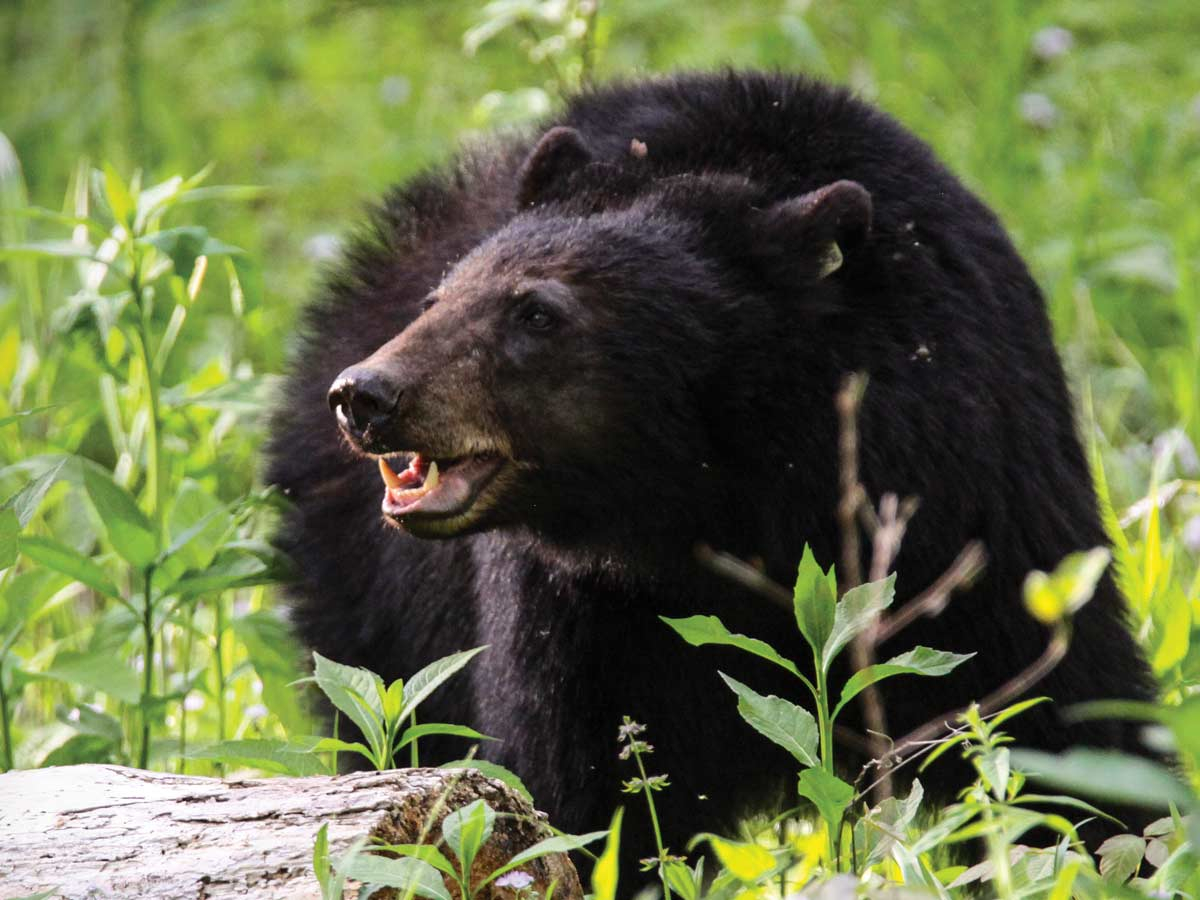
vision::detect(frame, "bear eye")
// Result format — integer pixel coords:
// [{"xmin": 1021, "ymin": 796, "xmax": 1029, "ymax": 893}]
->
[{"xmin": 518, "ymin": 300, "xmax": 557, "ymax": 332}]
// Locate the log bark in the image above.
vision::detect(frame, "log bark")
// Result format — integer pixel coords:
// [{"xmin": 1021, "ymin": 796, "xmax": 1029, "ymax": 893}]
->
[{"xmin": 0, "ymin": 764, "xmax": 582, "ymax": 900}]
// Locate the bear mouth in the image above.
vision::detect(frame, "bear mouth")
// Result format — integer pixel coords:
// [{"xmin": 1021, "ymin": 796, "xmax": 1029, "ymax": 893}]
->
[{"xmin": 377, "ymin": 452, "xmax": 506, "ymax": 524}]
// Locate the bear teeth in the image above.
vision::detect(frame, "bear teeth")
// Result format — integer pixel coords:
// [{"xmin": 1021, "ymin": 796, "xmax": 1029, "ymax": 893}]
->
[
  {"xmin": 378, "ymin": 457, "xmax": 402, "ymax": 489},
  {"xmin": 424, "ymin": 461, "xmax": 439, "ymax": 490}
]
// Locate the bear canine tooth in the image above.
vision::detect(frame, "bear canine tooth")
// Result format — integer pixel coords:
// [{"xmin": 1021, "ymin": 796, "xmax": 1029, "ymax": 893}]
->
[
  {"xmin": 378, "ymin": 457, "xmax": 402, "ymax": 489},
  {"xmin": 424, "ymin": 461, "xmax": 439, "ymax": 490}
]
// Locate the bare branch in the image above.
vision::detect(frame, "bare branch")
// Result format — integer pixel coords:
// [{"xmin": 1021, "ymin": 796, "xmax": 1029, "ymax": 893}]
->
[
  {"xmin": 869, "ymin": 541, "xmax": 987, "ymax": 646},
  {"xmin": 694, "ymin": 543, "xmax": 791, "ymax": 611}
]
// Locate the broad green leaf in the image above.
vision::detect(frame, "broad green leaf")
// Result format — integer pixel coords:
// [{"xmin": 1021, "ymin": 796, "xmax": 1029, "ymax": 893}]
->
[
  {"xmin": 661, "ymin": 615, "xmax": 811, "ymax": 693},
  {"xmin": 186, "ymin": 738, "xmax": 329, "ymax": 776},
  {"xmin": 39, "ymin": 650, "xmax": 141, "ymax": 703},
  {"xmin": 0, "ymin": 507, "xmax": 15, "ymax": 569},
  {"xmin": 442, "ymin": 799, "xmax": 495, "ymax": 878},
  {"xmin": 1010, "ymin": 748, "xmax": 1192, "ymax": 811},
  {"xmin": 661, "ymin": 859, "xmax": 700, "ymax": 900},
  {"xmin": 101, "ymin": 163, "xmax": 134, "ymax": 226},
  {"xmin": 312, "ymin": 653, "xmax": 386, "ymax": 762},
  {"xmin": 440, "ymin": 759, "xmax": 532, "ymax": 803},
  {"xmin": 792, "ymin": 544, "xmax": 836, "ymax": 655},
  {"xmin": 975, "ymin": 747, "xmax": 1010, "ymax": 800},
  {"xmin": 165, "ymin": 481, "xmax": 230, "ymax": 571},
  {"xmin": 719, "ymin": 672, "xmax": 818, "ymax": 767},
  {"xmin": 1097, "ymin": 833, "xmax": 1146, "ymax": 883},
  {"xmin": 797, "ymin": 767, "xmax": 854, "ymax": 831},
  {"xmin": 484, "ymin": 831, "xmax": 609, "ymax": 885},
  {"xmin": 383, "ymin": 679, "xmax": 405, "ymax": 722},
  {"xmin": 705, "ymin": 835, "xmax": 776, "ymax": 882},
  {"xmin": 140, "ymin": 226, "xmax": 244, "ymax": 282},
  {"xmin": 313, "ymin": 824, "xmax": 331, "ymax": 889},
  {"xmin": 591, "ymin": 808, "xmax": 623, "ymax": 900},
  {"xmin": 18, "ymin": 536, "xmax": 122, "ymax": 600},
  {"xmin": 395, "ymin": 722, "xmax": 491, "ymax": 749},
  {"xmin": 310, "ymin": 737, "xmax": 374, "ymax": 759},
  {"xmin": 1023, "ymin": 547, "xmax": 1110, "ymax": 625},
  {"xmin": 399, "ymin": 646, "xmax": 487, "ymax": 721},
  {"xmin": 338, "ymin": 854, "xmax": 451, "ymax": 900},
  {"xmin": 83, "ymin": 464, "xmax": 157, "ymax": 569},
  {"xmin": 375, "ymin": 844, "xmax": 456, "ymax": 877},
  {"xmin": 4, "ymin": 457, "xmax": 67, "ymax": 528},
  {"xmin": 834, "ymin": 646, "xmax": 975, "ymax": 720},
  {"xmin": 822, "ymin": 574, "xmax": 895, "ymax": 671}
]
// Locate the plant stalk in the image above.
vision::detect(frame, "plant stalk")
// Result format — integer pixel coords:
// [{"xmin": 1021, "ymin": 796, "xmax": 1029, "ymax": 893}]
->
[
  {"xmin": 633, "ymin": 746, "xmax": 672, "ymax": 900},
  {"xmin": 138, "ymin": 566, "xmax": 154, "ymax": 769}
]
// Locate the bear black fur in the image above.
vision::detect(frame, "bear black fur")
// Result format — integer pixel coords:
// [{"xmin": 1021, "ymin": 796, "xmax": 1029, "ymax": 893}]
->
[{"xmin": 266, "ymin": 71, "xmax": 1159, "ymax": 858}]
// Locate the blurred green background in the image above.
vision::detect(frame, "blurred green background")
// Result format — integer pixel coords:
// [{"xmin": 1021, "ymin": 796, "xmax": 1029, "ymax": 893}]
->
[{"xmin": 0, "ymin": 0, "xmax": 1197, "ymax": 777}]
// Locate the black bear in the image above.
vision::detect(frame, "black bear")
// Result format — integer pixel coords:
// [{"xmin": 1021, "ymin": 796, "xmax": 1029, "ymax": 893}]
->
[{"xmin": 266, "ymin": 72, "xmax": 1158, "ymax": 857}]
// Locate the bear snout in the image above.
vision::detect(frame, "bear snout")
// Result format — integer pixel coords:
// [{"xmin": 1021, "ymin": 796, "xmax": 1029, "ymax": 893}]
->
[{"xmin": 328, "ymin": 364, "xmax": 402, "ymax": 451}]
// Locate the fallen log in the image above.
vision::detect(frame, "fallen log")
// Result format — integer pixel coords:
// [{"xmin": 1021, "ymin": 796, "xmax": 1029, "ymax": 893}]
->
[{"xmin": 0, "ymin": 763, "xmax": 582, "ymax": 900}]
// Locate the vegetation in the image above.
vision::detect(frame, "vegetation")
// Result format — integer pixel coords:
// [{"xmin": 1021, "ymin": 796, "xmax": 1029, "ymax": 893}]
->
[{"xmin": 1, "ymin": 0, "xmax": 1197, "ymax": 897}]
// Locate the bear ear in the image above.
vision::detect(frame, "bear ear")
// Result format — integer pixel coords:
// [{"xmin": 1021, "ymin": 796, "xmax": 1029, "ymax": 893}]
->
[
  {"xmin": 516, "ymin": 126, "xmax": 593, "ymax": 208},
  {"xmin": 751, "ymin": 180, "xmax": 872, "ymax": 283}
]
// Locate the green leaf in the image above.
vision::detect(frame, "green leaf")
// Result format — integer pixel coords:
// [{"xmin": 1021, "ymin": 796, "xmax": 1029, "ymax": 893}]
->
[
  {"xmin": 313, "ymin": 824, "xmax": 331, "ymax": 891},
  {"xmin": 591, "ymin": 808, "xmax": 623, "ymax": 900},
  {"xmin": 660, "ymin": 615, "xmax": 811, "ymax": 693},
  {"xmin": 310, "ymin": 737, "xmax": 374, "ymax": 759},
  {"xmin": 186, "ymin": 738, "xmax": 329, "ymax": 776},
  {"xmin": 1097, "ymin": 833, "xmax": 1146, "ymax": 883},
  {"xmin": 797, "ymin": 767, "xmax": 854, "ymax": 832},
  {"xmin": 101, "ymin": 163, "xmax": 134, "ymax": 227},
  {"xmin": 975, "ymin": 747, "xmax": 1010, "ymax": 800},
  {"xmin": 395, "ymin": 722, "xmax": 492, "ymax": 750},
  {"xmin": 483, "ymin": 831, "xmax": 609, "ymax": 886},
  {"xmin": 39, "ymin": 650, "xmax": 141, "ymax": 703},
  {"xmin": 441, "ymin": 799, "xmax": 495, "ymax": 878},
  {"xmin": 1010, "ymin": 748, "xmax": 1193, "ymax": 811},
  {"xmin": 82, "ymin": 464, "xmax": 157, "ymax": 569},
  {"xmin": 312, "ymin": 653, "xmax": 386, "ymax": 763},
  {"xmin": 705, "ymin": 835, "xmax": 776, "ymax": 882},
  {"xmin": 792, "ymin": 544, "xmax": 836, "ymax": 656},
  {"xmin": 165, "ymin": 481, "xmax": 230, "ymax": 571},
  {"xmin": 399, "ymin": 646, "xmax": 487, "ymax": 721},
  {"xmin": 1023, "ymin": 547, "xmax": 1111, "ymax": 625},
  {"xmin": 18, "ymin": 536, "xmax": 122, "ymax": 600},
  {"xmin": 719, "ymin": 672, "xmax": 818, "ymax": 767},
  {"xmin": 0, "ymin": 239, "xmax": 99, "ymax": 262},
  {"xmin": 440, "ymin": 759, "xmax": 532, "ymax": 803},
  {"xmin": 4, "ymin": 457, "xmax": 67, "ymax": 528},
  {"xmin": 141, "ymin": 226, "xmax": 244, "ymax": 282},
  {"xmin": 833, "ymin": 646, "xmax": 975, "ymax": 720},
  {"xmin": 338, "ymin": 854, "xmax": 451, "ymax": 900},
  {"xmin": 0, "ymin": 405, "xmax": 58, "ymax": 429},
  {"xmin": 375, "ymin": 844, "xmax": 457, "ymax": 878},
  {"xmin": 0, "ymin": 507, "xmax": 16, "ymax": 569},
  {"xmin": 822, "ymin": 574, "xmax": 895, "ymax": 670}
]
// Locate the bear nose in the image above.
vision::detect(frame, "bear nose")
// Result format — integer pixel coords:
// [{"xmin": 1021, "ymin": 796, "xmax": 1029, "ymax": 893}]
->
[{"xmin": 327, "ymin": 365, "xmax": 400, "ymax": 440}]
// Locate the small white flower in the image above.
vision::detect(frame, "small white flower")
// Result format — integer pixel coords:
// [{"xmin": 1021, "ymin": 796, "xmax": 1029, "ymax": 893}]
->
[
  {"xmin": 183, "ymin": 694, "xmax": 205, "ymax": 712},
  {"xmin": 245, "ymin": 704, "xmax": 269, "ymax": 722},
  {"xmin": 1019, "ymin": 93, "xmax": 1059, "ymax": 130},
  {"xmin": 1032, "ymin": 26, "xmax": 1073, "ymax": 61},
  {"xmin": 495, "ymin": 871, "xmax": 535, "ymax": 890}
]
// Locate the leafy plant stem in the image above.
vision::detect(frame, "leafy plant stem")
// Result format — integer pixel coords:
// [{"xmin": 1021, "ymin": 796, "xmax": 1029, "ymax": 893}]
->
[
  {"xmin": 0, "ymin": 662, "xmax": 12, "ymax": 771},
  {"xmin": 214, "ymin": 595, "xmax": 227, "ymax": 756},
  {"xmin": 138, "ymin": 565, "xmax": 154, "ymax": 769},
  {"xmin": 410, "ymin": 711, "xmax": 419, "ymax": 768},
  {"xmin": 631, "ymin": 742, "xmax": 672, "ymax": 900},
  {"xmin": 814, "ymin": 659, "xmax": 838, "ymax": 869},
  {"xmin": 982, "ymin": 795, "xmax": 1014, "ymax": 898}
]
